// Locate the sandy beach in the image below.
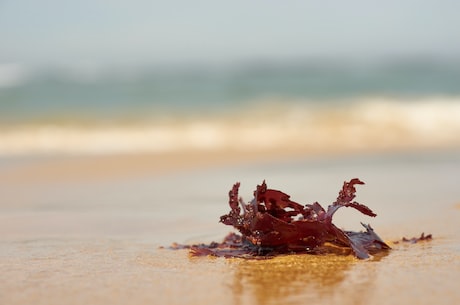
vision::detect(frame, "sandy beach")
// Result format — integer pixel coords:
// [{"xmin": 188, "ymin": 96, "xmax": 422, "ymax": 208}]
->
[
  {"xmin": 1, "ymin": 148, "xmax": 459, "ymax": 305},
  {"xmin": 3, "ymin": 2, "xmax": 460, "ymax": 304}
]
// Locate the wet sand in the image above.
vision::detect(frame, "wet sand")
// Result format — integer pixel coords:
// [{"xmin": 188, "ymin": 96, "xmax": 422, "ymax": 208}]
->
[{"xmin": 1, "ymin": 150, "xmax": 460, "ymax": 305}]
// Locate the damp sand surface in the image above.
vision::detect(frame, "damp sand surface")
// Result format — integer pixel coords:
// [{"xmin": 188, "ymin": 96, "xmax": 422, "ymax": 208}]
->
[{"xmin": 1, "ymin": 150, "xmax": 460, "ymax": 305}]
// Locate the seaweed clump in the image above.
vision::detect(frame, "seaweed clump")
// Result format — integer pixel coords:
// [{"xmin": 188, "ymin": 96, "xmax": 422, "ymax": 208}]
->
[
  {"xmin": 393, "ymin": 233, "xmax": 433, "ymax": 244},
  {"xmin": 180, "ymin": 179, "xmax": 391, "ymax": 259}
]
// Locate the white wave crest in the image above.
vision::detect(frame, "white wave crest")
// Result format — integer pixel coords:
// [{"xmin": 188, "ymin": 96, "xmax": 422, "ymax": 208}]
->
[
  {"xmin": 0, "ymin": 63, "xmax": 29, "ymax": 88},
  {"xmin": 1, "ymin": 97, "xmax": 460, "ymax": 156}
]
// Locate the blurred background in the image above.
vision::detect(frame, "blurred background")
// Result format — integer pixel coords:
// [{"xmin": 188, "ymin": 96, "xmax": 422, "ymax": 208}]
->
[
  {"xmin": 2, "ymin": 4, "xmax": 460, "ymax": 304},
  {"xmin": 1, "ymin": 0, "xmax": 460, "ymax": 157}
]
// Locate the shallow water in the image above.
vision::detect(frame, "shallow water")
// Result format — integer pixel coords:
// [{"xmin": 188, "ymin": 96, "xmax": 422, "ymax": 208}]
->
[{"xmin": 1, "ymin": 233, "xmax": 458, "ymax": 305}]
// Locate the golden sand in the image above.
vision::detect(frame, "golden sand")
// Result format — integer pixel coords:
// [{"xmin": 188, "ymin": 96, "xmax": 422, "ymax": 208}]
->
[
  {"xmin": 1, "ymin": 237, "xmax": 459, "ymax": 305},
  {"xmin": 0, "ymin": 150, "xmax": 304, "ymax": 184},
  {"xmin": 1, "ymin": 151, "xmax": 459, "ymax": 305}
]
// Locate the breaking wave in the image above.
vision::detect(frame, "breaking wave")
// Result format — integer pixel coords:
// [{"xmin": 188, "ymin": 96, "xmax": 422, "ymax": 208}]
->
[{"xmin": 1, "ymin": 97, "xmax": 460, "ymax": 156}]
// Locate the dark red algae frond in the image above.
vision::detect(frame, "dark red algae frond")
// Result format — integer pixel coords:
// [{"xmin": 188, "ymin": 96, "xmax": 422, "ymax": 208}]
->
[
  {"xmin": 172, "ymin": 179, "xmax": 391, "ymax": 259},
  {"xmin": 393, "ymin": 233, "xmax": 433, "ymax": 244}
]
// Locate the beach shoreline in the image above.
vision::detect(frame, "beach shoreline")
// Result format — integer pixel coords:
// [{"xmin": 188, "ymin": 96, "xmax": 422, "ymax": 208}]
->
[
  {"xmin": 1, "ymin": 149, "xmax": 459, "ymax": 305},
  {"xmin": 2, "ymin": 144, "xmax": 460, "ymax": 184}
]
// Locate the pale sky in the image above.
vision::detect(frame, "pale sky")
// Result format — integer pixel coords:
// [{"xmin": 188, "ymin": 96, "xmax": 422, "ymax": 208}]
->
[{"xmin": 1, "ymin": 0, "xmax": 459, "ymax": 69}]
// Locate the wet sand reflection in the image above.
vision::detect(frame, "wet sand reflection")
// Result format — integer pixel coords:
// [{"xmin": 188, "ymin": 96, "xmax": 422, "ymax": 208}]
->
[{"xmin": 229, "ymin": 252, "xmax": 388, "ymax": 305}]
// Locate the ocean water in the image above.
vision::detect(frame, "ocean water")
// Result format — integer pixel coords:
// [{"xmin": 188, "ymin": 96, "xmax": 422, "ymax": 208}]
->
[{"xmin": 1, "ymin": 61, "xmax": 460, "ymax": 156}]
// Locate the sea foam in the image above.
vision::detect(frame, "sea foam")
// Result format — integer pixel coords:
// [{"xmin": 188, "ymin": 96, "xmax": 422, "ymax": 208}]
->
[{"xmin": 0, "ymin": 97, "xmax": 459, "ymax": 156}]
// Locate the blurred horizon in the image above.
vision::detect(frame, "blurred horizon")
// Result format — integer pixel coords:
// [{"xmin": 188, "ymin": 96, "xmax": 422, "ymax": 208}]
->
[
  {"xmin": 2, "ymin": 1, "xmax": 460, "ymax": 68},
  {"xmin": 1, "ymin": 0, "xmax": 460, "ymax": 157}
]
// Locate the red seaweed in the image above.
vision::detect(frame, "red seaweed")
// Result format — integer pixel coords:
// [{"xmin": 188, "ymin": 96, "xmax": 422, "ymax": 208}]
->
[
  {"xmin": 174, "ymin": 179, "xmax": 391, "ymax": 259},
  {"xmin": 393, "ymin": 233, "xmax": 433, "ymax": 244}
]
